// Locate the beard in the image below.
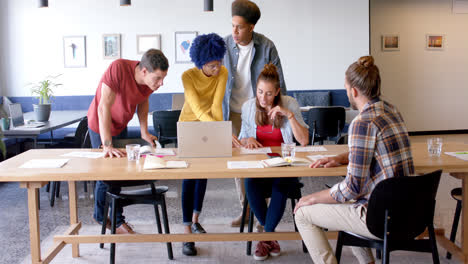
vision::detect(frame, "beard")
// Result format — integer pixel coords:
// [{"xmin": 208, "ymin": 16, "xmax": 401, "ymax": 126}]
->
[{"xmin": 348, "ymin": 97, "xmax": 358, "ymax": 110}]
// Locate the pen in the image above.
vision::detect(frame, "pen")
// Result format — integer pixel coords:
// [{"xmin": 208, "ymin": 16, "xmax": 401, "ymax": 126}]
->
[{"xmin": 455, "ymin": 152, "xmax": 468, "ymax": 155}]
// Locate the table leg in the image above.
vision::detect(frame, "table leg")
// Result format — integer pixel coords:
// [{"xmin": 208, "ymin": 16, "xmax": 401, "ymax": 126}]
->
[
  {"xmin": 463, "ymin": 178, "xmax": 468, "ymax": 263},
  {"xmin": 68, "ymin": 181, "xmax": 80, "ymax": 257},
  {"xmin": 20, "ymin": 182, "xmax": 44, "ymax": 264}
]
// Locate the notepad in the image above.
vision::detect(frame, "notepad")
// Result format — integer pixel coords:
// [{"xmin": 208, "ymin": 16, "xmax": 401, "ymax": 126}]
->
[
  {"xmin": 445, "ymin": 152, "xmax": 468, "ymax": 161},
  {"xmin": 143, "ymin": 156, "xmax": 188, "ymax": 170},
  {"xmin": 261, "ymin": 157, "xmax": 311, "ymax": 167},
  {"xmin": 140, "ymin": 145, "xmax": 176, "ymax": 156},
  {"xmin": 227, "ymin": 161, "xmax": 264, "ymax": 169},
  {"xmin": 20, "ymin": 159, "xmax": 69, "ymax": 169},
  {"xmin": 307, "ymin": 155, "xmax": 337, "ymax": 162},
  {"xmin": 240, "ymin": 147, "xmax": 272, "ymax": 155}
]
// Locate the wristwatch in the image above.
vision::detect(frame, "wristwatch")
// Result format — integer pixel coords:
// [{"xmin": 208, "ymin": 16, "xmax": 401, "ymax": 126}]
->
[{"xmin": 103, "ymin": 140, "xmax": 112, "ymax": 148}]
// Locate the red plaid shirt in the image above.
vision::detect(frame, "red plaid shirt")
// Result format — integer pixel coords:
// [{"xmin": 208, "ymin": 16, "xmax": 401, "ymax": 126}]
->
[{"xmin": 330, "ymin": 99, "xmax": 414, "ymax": 205}]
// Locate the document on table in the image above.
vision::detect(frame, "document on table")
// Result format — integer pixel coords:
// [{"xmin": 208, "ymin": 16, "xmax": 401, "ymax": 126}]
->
[
  {"xmin": 307, "ymin": 155, "xmax": 337, "ymax": 162},
  {"xmin": 295, "ymin": 146, "xmax": 328, "ymax": 152},
  {"xmin": 62, "ymin": 152, "xmax": 105, "ymax": 159},
  {"xmin": 20, "ymin": 159, "xmax": 69, "ymax": 169},
  {"xmin": 240, "ymin": 147, "xmax": 272, "ymax": 155},
  {"xmin": 445, "ymin": 152, "xmax": 468, "ymax": 161},
  {"xmin": 227, "ymin": 161, "xmax": 264, "ymax": 169}
]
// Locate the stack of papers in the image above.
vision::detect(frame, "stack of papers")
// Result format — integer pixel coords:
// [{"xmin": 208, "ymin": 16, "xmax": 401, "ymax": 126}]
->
[
  {"xmin": 445, "ymin": 152, "xmax": 468, "ymax": 161},
  {"xmin": 295, "ymin": 146, "xmax": 327, "ymax": 152},
  {"xmin": 227, "ymin": 161, "xmax": 264, "ymax": 169},
  {"xmin": 140, "ymin": 145, "xmax": 176, "ymax": 156},
  {"xmin": 307, "ymin": 155, "xmax": 337, "ymax": 162},
  {"xmin": 20, "ymin": 159, "xmax": 69, "ymax": 169},
  {"xmin": 262, "ymin": 157, "xmax": 311, "ymax": 167},
  {"xmin": 240, "ymin": 147, "xmax": 272, "ymax": 155},
  {"xmin": 143, "ymin": 156, "xmax": 188, "ymax": 170},
  {"xmin": 62, "ymin": 152, "xmax": 105, "ymax": 159}
]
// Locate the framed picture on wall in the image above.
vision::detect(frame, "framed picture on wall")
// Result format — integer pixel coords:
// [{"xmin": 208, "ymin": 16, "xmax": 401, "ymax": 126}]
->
[
  {"xmin": 381, "ymin": 34, "xmax": 400, "ymax": 51},
  {"xmin": 63, "ymin": 35, "xmax": 86, "ymax": 68},
  {"xmin": 137, "ymin": 34, "xmax": 161, "ymax": 55},
  {"xmin": 102, "ymin": 34, "xmax": 121, "ymax": 59},
  {"xmin": 174, "ymin": 31, "xmax": 198, "ymax": 63},
  {"xmin": 426, "ymin": 34, "xmax": 445, "ymax": 50}
]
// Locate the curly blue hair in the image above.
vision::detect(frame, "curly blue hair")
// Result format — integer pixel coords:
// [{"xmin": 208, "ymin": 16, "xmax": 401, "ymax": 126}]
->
[{"xmin": 190, "ymin": 33, "xmax": 226, "ymax": 69}]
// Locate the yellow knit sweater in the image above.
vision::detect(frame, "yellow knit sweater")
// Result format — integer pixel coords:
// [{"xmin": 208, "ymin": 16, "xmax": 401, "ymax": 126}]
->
[{"xmin": 179, "ymin": 66, "xmax": 227, "ymax": 122}]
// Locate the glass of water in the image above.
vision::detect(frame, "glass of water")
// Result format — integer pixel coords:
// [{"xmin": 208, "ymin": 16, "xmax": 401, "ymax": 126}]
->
[
  {"xmin": 427, "ymin": 138, "xmax": 443, "ymax": 157},
  {"xmin": 281, "ymin": 142, "xmax": 296, "ymax": 159},
  {"xmin": 126, "ymin": 144, "xmax": 141, "ymax": 162}
]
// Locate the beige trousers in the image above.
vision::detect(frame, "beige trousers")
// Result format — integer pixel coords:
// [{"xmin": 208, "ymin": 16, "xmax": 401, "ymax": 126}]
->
[
  {"xmin": 230, "ymin": 111, "xmax": 246, "ymax": 207},
  {"xmin": 295, "ymin": 203, "xmax": 379, "ymax": 264}
]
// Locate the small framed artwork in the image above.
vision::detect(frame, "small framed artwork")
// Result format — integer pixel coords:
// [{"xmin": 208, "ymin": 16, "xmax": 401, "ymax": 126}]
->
[
  {"xmin": 63, "ymin": 35, "xmax": 86, "ymax": 68},
  {"xmin": 137, "ymin": 34, "xmax": 161, "ymax": 54},
  {"xmin": 174, "ymin": 31, "xmax": 198, "ymax": 63},
  {"xmin": 426, "ymin": 34, "xmax": 445, "ymax": 50},
  {"xmin": 102, "ymin": 34, "xmax": 121, "ymax": 59},
  {"xmin": 381, "ymin": 34, "xmax": 400, "ymax": 51}
]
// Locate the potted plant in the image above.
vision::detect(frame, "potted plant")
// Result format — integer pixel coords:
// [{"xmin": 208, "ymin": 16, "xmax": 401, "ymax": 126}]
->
[{"xmin": 29, "ymin": 74, "xmax": 62, "ymax": 122}]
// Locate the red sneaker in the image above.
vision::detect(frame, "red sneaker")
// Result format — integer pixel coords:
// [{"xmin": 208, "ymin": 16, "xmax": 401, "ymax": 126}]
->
[
  {"xmin": 254, "ymin": 241, "xmax": 270, "ymax": 261},
  {"xmin": 267, "ymin": 240, "xmax": 281, "ymax": 257}
]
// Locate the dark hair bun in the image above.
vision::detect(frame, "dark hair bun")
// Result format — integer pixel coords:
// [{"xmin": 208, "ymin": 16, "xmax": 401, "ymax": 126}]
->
[{"xmin": 358, "ymin": 56, "xmax": 374, "ymax": 68}]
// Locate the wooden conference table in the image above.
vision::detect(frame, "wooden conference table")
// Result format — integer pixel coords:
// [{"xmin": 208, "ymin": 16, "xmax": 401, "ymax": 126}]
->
[{"xmin": 1, "ymin": 143, "xmax": 468, "ymax": 263}]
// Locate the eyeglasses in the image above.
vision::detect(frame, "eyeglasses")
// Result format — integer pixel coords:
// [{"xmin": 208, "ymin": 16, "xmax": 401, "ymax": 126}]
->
[{"xmin": 205, "ymin": 62, "xmax": 222, "ymax": 71}]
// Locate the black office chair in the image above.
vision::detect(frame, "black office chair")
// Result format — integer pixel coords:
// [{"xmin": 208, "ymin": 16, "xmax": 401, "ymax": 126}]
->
[
  {"xmin": 99, "ymin": 138, "xmax": 173, "ymax": 264},
  {"xmin": 239, "ymin": 181, "xmax": 308, "ymax": 255},
  {"xmin": 335, "ymin": 170, "xmax": 442, "ymax": 264},
  {"xmin": 307, "ymin": 107, "xmax": 345, "ymax": 145},
  {"xmin": 47, "ymin": 117, "xmax": 91, "ymax": 207},
  {"xmin": 152, "ymin": 110, "xmax": 181, "ymax": 147},
  {"xmin": 446, "ymin": 187, "xmax": 462, "ymax": 259}
]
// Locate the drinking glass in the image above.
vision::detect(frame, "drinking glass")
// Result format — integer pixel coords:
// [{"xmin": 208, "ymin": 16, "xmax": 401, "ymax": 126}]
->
[
  {"xmin": 281, "ymin": 142, "xmax": 296, "ymax": 159},
  {"xmin": 427, "ymin": 138, "xmax": 442, "ymax": 157},
  {"xmin": 126, "ymin": 144, "xmax": 141, "ymax": 162}
]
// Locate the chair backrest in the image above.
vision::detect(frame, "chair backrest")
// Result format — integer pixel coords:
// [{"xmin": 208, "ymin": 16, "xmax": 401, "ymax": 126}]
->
[
  {"xmin": 74, "ymin": 117, "xmax": 89, "ymax": 147},
  {"xmin": 292, "ymin": 91, "xmax": 331, "ymax": 107},
  {"xmin": 152, "ymin": 110, "xmax": 181, "ymax": 140},
  {"xmin": 366, "ymin": 170, "xmax": 442, "ymax": 240},
  {"xmin": 307, "ymin": 107, "xmax": 345, "ymax": 141}
]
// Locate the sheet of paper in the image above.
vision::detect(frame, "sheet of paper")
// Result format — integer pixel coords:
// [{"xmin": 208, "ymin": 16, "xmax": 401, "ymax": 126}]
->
[
  {"xmin": 20, "ymin": 159, "xmax": 69, "ymax": 169},
  {"xmin": 239, "ymin": 147, "xmax": 272, "ymax": 155},
  {"xmin": 154, "ymin": 148, "xmax": 176, "ymax": 155},
  {"xmin": 61, "ymin": 152, "xmax": 105, "ymax": 159},
  {"xmin": 227, "ymin": 161, "xmax": 264, "ymax": 169},
  {"xmin": 445, "ymin": 152, "xmax": 468, "ymax": 161},
  {"xmin": 295, "ymin": 146, "xmax": 328, "ymax": 152},
  {"xmin": 307, "ymin": 155, "xmax": 337, "ymax": 162}
]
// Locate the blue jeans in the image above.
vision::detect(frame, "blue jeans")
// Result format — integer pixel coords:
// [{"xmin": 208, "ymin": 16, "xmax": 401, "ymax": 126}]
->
[
  {"xmin": 245, "ymin": 177, "xmax": 298, "ymax": 232},
  {"xmin": 181, "ymin": 179, "xmax": 207, "ymax": 226},
  {"xmin": 89, "ymin": 128, "xmax": 128, "ymax": 227}
]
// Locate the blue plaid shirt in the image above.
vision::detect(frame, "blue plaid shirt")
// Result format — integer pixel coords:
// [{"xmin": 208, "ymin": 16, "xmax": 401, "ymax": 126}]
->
[{"xmin": 330, "ymin": 99, "xmax": 414, "ymax": 205}]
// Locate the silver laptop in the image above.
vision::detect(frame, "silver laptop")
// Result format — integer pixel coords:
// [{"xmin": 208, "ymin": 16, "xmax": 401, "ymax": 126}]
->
[
  {"xmin": 177, "ymin": 121, "xmax": 232, "ymax": 158},
  {"xmin": 171, "ymin": 94, "xmax": 185, "ymax": 110},
  {"xmin": 8, "ymin": 103, "xmax": 46, "ymax": 129}
]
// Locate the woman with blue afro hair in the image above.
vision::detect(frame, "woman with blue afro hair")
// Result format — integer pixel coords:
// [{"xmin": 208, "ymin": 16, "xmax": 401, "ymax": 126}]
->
[{"xmin": 178, "ymin": 33, "xmax": 228, "ymax": 257}]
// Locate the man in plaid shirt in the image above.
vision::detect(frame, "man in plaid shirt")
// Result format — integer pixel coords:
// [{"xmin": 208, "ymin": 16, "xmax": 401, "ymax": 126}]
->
[{"xmin": 294, "ymin": 56, "xmax": 414, "ymax": 264}]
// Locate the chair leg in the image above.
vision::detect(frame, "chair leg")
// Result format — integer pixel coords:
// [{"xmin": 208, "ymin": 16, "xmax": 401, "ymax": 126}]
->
[
  {"xmin": 83, "ymin": 181, "xmax": 88, "ymax": 193},
  {"xmin": 110, "ymin": 199, "xmax": 117, "ymax": 264},
  {"xmin": 447, "ymin": 200, "xmax": 462, "ymax": 259},
  {"xmin": 100, "ymin": 194, "xmax": 110, "ymax": 249},
  {"xmin": 428, "ymin": 224, "xmax": 440, "ymax": 264},
  {"xmin": 247, "ymin": 208, "xmax": 254, "ymax": 256},
  {"xmin": 160, "ymin": 195, "xmax": 174, "ymax": 260},
  {"xmin": 55, "ymin": 181, "xmax": 61, "ymax": 198},
  {"xmin": 335, "ymin": 232, "xmax": 344, "ymax": 264},
  {"xmin": 376, "ymin": 249, "xmax": 382, "ymax": 260},
  {"xmin": 240, "ymin": 195, "xmax": 249, "ymax": 233},
  {"xmin": 49, "ymin": 182, "xmax": 56, "ymax": 207},
  {"xmin": 153, "ymin": 204, "xmax": 163, "ymax": 234}
]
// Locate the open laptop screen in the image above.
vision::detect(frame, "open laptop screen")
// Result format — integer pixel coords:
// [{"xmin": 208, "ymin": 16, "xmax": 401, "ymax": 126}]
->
[{"xmin": 8, "ymin": 103, "xmax": 25, "ymax": 127}]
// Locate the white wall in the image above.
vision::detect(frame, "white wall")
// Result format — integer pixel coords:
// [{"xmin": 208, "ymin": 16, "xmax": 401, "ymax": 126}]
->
[
  {"xmin": 372, "ymin": 0, "xmax": 468, "ymax": 131},
  {"xmin": 0, "ymin": 0, "xmax": 369, "ymax": 97}
]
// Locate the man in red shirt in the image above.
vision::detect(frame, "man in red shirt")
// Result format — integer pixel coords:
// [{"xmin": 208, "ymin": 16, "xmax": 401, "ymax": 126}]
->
[{"xmin": 87, "ymin": 49, "xmax": 169, "ymax": 234}]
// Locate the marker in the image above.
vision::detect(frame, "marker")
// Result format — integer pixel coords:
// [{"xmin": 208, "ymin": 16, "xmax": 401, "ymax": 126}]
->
[{"xmin": 455, "ymin": 152, "xmax": 468, "ymax": 155}]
